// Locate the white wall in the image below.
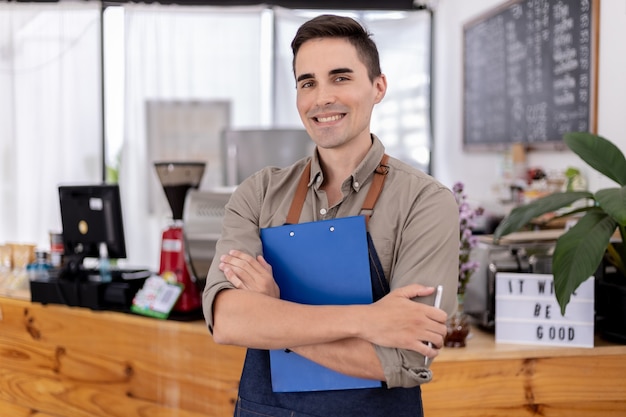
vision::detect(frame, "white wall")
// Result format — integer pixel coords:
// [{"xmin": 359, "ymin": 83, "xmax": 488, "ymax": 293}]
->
[{"xmin": 432, "ymin": 0, "xmax": 626, "ymax": 210}]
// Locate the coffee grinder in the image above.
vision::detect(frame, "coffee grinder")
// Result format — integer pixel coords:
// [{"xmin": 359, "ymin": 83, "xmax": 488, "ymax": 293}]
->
[{"xmin": 154, "ymin": 162, "xmax": 206, "ymax": 315}]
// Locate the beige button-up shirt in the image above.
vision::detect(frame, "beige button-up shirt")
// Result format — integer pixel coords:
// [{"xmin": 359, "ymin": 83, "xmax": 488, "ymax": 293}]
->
[{"xmin": 203, "ymin": 135, "xmax": 459, "ymax": 388}]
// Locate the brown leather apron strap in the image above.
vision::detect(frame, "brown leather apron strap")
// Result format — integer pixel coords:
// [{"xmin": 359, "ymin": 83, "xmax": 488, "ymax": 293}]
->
[
  {"xmin": 285, "ymin": 161, "xmax": 311, "ymax": 224},
  {"xmin": 361, "ymin": 153, "xmax": 389, "ymax": 226},
  {"xmin": 285, "ymin": 154, "xmax": 389, "ymax": 225}
]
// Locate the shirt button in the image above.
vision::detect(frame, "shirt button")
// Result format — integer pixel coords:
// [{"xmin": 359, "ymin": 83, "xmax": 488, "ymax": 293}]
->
[
  {"xmin": 320, "ymin": 208, "xmax": 327, "ymax": 215},
  {"xmin": 354, "ymin": 181, "xmax": 360, "ymax": 188},
  {"xmin": 316, "ymin": 176, "xmax": 322, "ymax": 183}
]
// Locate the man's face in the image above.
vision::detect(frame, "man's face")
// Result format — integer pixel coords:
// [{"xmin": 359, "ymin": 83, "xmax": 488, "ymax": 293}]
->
[{"xmin": 294, "ymin": 37, "xmax": 386, "ymax": 151}]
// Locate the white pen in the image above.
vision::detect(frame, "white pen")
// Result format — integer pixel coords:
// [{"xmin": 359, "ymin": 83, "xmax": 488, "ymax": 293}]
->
[{"xmin": 424, "ymin": 285, "xmax": 443, "ymax": 366}]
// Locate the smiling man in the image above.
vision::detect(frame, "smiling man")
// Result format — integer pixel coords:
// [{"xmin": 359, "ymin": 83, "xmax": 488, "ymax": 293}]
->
[{"xmin": 202, "ymin": 14, "xmax": 459, "ymax": 417}]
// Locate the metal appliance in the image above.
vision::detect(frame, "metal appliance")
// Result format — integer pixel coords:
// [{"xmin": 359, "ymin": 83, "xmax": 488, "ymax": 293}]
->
[
  {"xmin": 463, "ymin": 233, "xmax": 557, "ymax": 331},
  {"xmin": 154, "ymin": 162, "xmax": 206, "ymax": 314},
  {"xmin": 182, "ymin": 188, "xmax": 233, "ymax": 291}
]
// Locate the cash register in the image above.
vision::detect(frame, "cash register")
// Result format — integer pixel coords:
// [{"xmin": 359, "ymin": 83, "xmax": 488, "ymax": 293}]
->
[{"xmin": 30, "ymin": 184, "xmax": 150, "ymax": 311}]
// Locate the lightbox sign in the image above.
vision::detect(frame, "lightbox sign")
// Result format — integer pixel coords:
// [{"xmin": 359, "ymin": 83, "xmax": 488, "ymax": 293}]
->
[{"xmin": 495, "ymin": 273, "xmax": 595, "ymax": 348}]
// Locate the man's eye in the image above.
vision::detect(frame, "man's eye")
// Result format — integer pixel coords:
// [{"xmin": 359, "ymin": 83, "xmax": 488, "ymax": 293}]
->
[
  {"xmin": 300, "ymin": 81, "xmax": 314, "ymax": 89},
  {"xmin": 335, "ymin": 76, "xmax": 349, "ymax": 82}
]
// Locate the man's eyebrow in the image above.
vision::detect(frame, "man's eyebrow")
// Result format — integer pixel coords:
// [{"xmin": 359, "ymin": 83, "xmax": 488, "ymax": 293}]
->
[
  {"xmin": 329, "ymin": 68, "xmax": 353, "ymax": 75},
  {"xmin": 296, "ymin": 73, "xmax": 314, "ymax": 83},
  {"xmin": 296, "ymin": 68, "xmax": 354, "ymax": 83}
]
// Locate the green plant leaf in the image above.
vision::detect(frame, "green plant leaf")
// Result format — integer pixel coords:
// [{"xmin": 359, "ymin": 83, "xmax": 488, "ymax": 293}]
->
[
  {"xmin": 493, "ymin": 191, "xmax": 593, "ymax": 242},
  {"xmin": 595, "ymin": 186, "xmax": 626, "ymax": 226},
  {"xmin": 564, "ymin": 132, "xmax": 626, "ymax": 186},
  {"xmin": 552, "ymin": 208, "xmax": 617, "ymax": 315}
]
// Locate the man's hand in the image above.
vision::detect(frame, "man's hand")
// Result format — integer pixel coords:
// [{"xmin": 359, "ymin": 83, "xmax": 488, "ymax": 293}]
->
[
  {"xmin": 363, "ymin": 284, "xmax": 448, "ymax": 359},
  {"xmin": 219, "ymin": 249, "xmax": 280, "ymax": 298}
]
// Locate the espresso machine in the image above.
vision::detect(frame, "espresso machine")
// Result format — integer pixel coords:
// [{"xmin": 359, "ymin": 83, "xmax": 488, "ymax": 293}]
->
[{"xmin": 154, "ymin": 162, "xmax": 206, "ymax": 316}]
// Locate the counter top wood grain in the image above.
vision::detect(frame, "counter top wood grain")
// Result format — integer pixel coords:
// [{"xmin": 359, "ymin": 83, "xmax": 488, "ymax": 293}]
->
[
  {"xmin": 1, "ymin": 295, "xmax": 625, "ymax": 416},
  {"xmin": 423, "ymin": 327, "xmax": 626, "ymax": 416},
  {"xmin": 0, "ymin": 296, "xmax": 245, "ymax": 417}
]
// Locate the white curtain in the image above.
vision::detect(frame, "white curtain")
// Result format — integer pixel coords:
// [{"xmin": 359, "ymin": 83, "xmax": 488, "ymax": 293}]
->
[
  {"xmin": 0, "ymin": 2, "xmax": 102, "ymax": 250},
  {"xmin": 120, "ymin": 5, "xmax": 266, "ymax": 269},
  {"xmin": 273, "ymin": 7, "xmax": 432, "ymax": 171}
]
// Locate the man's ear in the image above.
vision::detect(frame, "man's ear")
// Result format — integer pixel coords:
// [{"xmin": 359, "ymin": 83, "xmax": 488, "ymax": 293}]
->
[{"xmin": 373, "ymin": 74, "xmax": 387, "ymax": 104}]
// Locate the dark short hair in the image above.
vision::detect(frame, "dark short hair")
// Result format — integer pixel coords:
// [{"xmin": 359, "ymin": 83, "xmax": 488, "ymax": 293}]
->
[{"xmin": 291, "ymin": 14, "xmax": 382, "ymax": 82}]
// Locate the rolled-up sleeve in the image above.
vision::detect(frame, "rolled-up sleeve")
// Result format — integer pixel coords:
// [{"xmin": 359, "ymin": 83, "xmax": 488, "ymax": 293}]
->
[{"xmin": 374, "ymin": 345, "xmax": 432, "ymax": 387}]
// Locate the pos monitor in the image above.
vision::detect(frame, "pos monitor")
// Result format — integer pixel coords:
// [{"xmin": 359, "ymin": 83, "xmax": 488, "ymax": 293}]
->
[
  {"xmin": 30, "ymin": 184, "xmax": 148, "ymax": 310},
  {"xmin": 58, "ymin": 184, "xmax": 127, "ymax": 276}
]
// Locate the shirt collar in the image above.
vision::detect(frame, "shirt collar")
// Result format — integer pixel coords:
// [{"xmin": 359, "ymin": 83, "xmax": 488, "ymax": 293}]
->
[{"xmin": 309, "ymin": 134, "xmax": 386, "ymax": 192}]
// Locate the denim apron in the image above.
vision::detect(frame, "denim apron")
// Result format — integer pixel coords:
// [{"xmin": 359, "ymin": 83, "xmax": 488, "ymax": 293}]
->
[{"xmin": 234, "ymin": 155, "xmax": 424, "ymax": 417}]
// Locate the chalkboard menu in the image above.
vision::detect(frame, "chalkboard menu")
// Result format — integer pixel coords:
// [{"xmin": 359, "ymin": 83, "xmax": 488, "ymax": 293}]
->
[{"xmin": 463, "ymin": 0, "xmax": 599, "ymax": 150}]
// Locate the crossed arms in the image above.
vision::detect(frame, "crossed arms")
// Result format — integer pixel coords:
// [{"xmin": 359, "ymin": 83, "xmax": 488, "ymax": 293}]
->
[{"xmin": 212, "ymin": 250, "xmax": 447, "ymax": 382}]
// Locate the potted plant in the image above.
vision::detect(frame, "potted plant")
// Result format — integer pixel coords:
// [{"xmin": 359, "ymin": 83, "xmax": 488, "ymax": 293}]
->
[
  {"xmin": 493, "ymin": 132, "xmax": 626, "ymax": 341},
  {"xmin": 445, "ymin": 182, "xmax": 483, "ymax": 347}
]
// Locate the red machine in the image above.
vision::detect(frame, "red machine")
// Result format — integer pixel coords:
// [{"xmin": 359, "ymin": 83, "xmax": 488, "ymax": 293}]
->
[{"xmin": 154, "ymin": 162, "xmax": 206, "ymax": 315}]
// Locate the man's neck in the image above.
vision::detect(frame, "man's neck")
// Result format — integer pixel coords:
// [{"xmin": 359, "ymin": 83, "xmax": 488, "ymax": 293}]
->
[{"xmin": 317, "ymin": 134, "xmax": 373, "ymax": 204}]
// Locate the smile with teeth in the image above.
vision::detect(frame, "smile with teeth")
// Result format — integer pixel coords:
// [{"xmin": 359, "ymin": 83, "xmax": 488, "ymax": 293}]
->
[{"xmin": 315, "ymin": 114, "xmax": 344, "ymax": 123}]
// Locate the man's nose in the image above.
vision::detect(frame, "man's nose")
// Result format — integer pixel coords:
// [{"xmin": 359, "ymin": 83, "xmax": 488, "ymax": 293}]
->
[{"xmin": 315, "ymin": 83, "xmax": 336, "ymax": 107}]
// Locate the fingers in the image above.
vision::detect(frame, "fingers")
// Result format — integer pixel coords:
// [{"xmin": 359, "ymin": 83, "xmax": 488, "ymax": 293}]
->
[
  {"xmin": 394, "ymin": 283, "xmax": 436, "ymax": 299},
  {"xmin": 220, "ymin": 251, "xmax": 274, "ymax": 281},
  {"xmin": 256, "ymin": 255, "xmax": 273, "ymax": 273},
  {"xmin": 423, "ymin": 343, "xmax": 442, "ymax": 362},
  {"xmin": 220, "ymin": 250, "xmax": 264, "ymax": 274},
  {"xmin": 218, "ymin": 250, "xmax": 280, "ymax": 298},
  {"xmin": 425, "ymin": 320, "xmax": 447, "ymax": 349},
  {"xmin": 392, "ymin": 284, "xmax": 448, "ymax": 324},
  {"xmin": 219, "ymin": 250, "xmax": 258, "ymax": 288},
  {"xmin": 389, "ymin": 285, "xmax": 447, "ymax": 320},
  {"xmin": 222, "ymin": 265, "xmax": 244, "ymax": 288}
]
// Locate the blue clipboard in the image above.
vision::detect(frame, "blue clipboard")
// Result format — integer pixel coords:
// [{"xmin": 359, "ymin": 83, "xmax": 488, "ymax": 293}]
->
[{"xmin": 260, "ymin": 215, "xmax": 382, "ymax": 392}]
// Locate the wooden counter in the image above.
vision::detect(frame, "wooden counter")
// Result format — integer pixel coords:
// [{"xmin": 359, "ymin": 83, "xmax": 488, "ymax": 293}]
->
[
  {"xmin": 0, "ymin": 295, "xmax": 245, "ymax": 417},
  {"xmin": 1, "ymin": 294, "xmax": 625, "ymax": 416},
  {"xmin": 422, "ymin": 328, "xmax": 626, "ymax": 416}
]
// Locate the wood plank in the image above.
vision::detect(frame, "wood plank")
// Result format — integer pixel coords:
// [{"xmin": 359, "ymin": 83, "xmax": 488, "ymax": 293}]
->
[
  {"xmin": 423, "ymin": 325, "xmax": 626, "ymax": 416},
  {"xmin": 0, "ymin": 368, "xmax": 209, "ymax": 417},
  {"xmin": 423, "ymin": 355, "xmax": 626, "ymax": 416},
  {"xmin": 0, "ymin": 397, "xmax": 59, "ymax": 417},
  {"xmin": 422, "ymin": 402, "xmax": 626, "ymax": 417},
  {"xmin": 0, "ymin": 333, "xmax": 241, "ymax": 412},
  {"xmin": 0, "ymin": 296, "xmax": 245, "ymax": 416}
]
